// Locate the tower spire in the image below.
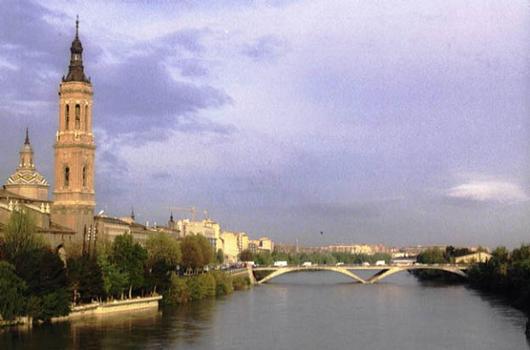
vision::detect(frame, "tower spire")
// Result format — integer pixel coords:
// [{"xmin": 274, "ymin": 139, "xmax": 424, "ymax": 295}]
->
[
  {"xmin": 24, "ymin": 127, "xmax": 30, "ymax": 145},
  {"xmin": 75, "ymin": 15, "xmax": 79, "ymax": 39}
]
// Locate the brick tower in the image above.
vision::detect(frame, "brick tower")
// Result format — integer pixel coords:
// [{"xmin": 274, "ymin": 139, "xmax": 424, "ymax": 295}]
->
[{"xmin": 52, "ymin": 17, "xmax": 95, "ymax": 241}]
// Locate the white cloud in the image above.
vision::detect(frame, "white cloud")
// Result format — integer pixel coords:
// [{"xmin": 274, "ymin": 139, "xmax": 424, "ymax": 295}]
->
[
  {"xmin": 447, "ymin": 180, "xmax": 528, "ymax": 203},
  {"xmin": 0, "ymin": 56, "xmax": 18, "ymax": 71}
]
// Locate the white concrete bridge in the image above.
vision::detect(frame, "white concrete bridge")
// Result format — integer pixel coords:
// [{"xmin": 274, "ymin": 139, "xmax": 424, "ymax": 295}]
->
[{"xmin": 241, "ymin": 264, "xmax": 469, "ymax": 285}]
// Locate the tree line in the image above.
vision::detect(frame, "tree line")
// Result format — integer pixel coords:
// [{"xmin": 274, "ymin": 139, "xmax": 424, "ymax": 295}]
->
[
  {"xmin": 0, "ymin": 211, "xmax": 240, "ymax": 324},
  {"xmin": 467, "ymin": 245, "xmax": 530, "ymax": 315},
  {"xmin": 239, "ymin": 249, "xmax": 391, "ymax": 266}
]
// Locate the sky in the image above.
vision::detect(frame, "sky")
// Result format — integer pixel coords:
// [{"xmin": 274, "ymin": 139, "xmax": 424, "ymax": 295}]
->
[{"xmin": 0, "ymin": 0, "xmax": 529, "ymax": 248}]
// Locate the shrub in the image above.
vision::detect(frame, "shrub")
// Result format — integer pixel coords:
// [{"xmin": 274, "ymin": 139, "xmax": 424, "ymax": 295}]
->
[
  {"xmin": 212, "ymin": 271, "xmax": 233, "ymax": 296},
  {"xmin": 232, "ymin": 276, "xmax": 251, "ymax": 291},
  {"xmin": 0, "ymin": 261, "xmax": 27, "ymax": 321},
  {"xmin": 187, "ymin": 275, "xmax": 206, "ymax": 301},
  {"xmin": 200, "ymin": 273, "xmax": 216, "ymax": 298},
  {"xmin": 166, "ymin": 273, "xmax": 190, "ymax": 304}
]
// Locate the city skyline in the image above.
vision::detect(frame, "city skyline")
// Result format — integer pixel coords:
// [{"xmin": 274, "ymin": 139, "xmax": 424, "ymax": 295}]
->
[{"xmin": 1, "ymin": 0, "xmax": 529, "ymax": 247}]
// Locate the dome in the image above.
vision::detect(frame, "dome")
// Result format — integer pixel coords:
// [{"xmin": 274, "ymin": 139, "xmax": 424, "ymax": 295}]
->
[
  {"xmin": 6, "ymin": 169, "xmax": 49, "ymax": 187},
  {"xmin": 4, "ymin": 129, "xmax": 49, "ymax": 201}
]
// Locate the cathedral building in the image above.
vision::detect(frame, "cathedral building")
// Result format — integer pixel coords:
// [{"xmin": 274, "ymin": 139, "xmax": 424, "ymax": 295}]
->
[
  {"xmin": 0, "ymin": 20, "xmax": 95, "ymax": 247},
  {"xmin": 0, "ymin": 130, "xmax": 74, "ymax": 247}
]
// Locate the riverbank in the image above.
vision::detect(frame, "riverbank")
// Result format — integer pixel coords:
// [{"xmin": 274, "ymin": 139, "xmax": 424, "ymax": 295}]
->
[
  {"xmin": 53, "ymin": 295, "xmax": 162, "ymax": 321},
  {"xmin": 1, "ymin": 296, "xmax": 162, "ymax": 328}
]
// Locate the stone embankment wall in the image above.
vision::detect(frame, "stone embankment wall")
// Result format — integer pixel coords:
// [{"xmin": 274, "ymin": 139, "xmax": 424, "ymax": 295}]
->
[{"xmin": 52, "ymin": 295, "xmax": 162, "ymax": 321}]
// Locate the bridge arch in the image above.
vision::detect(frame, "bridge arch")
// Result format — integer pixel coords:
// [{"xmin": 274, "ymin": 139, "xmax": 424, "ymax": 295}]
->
[
  {"xmin": 256, "ymin": 266, "xmax": 367, "ymax": 284},
  {"xmin": 367, "ymin": 266, "xmax": 468, "ymax": 284},
  {"xmin": 253, "ymin": 265, "xmax": 468, "ymax": 285}
]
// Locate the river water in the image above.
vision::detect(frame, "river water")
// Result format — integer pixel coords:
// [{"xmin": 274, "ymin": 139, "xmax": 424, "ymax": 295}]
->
[{"xmin": 1, "ymin": 272, "xmax": 529, "ymax": 350}]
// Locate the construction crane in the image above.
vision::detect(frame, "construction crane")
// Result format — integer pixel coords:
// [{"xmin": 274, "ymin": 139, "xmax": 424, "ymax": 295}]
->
[{"xmin": 169, "ymin": 206, "xmax": 197, "ymax": 221}]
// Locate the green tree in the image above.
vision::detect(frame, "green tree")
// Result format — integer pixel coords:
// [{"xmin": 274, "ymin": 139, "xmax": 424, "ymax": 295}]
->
[
  {"xmin": 239, "ymin": 249, "xmax": 254, "ymax": 262},
  {"xmin": 67, "ymin": 255, "xmax": 104, "ymax": 304},
  {"xmin": 255, "ymin": 251, "xmax": 273, "ymax": 266},
  {"xmin": 195, "ymin": 235, "xmax": 213, "ymax": 267},
  {"xmin": 0, "ymin": 261, "xmax": 27, "ymax": 321},
  {"xmin": 181, "ymin": 236, "xmax": 203, "ymax": 272},
  {"xmin": 216, "ymin": 249, "xmax": 224, "ymax": 264},
  {"xmin": 97, "ymin": 253, "xmax": 128, "ymax": 299},
  {"xmin": 111, "ymin": 234, "xmax": 148, "ymax": 298},
  {"xmin": 181, "ymin": 235, "xmax": 213, "ymax": 272},
  {"xmin": 145, "ymin": 232, "xmax": 181, "ymax": 268},
  {"xmin": 3, "ymin": 211, "xmax": 43, "ymax": 264},
  {"xmin": 417, "ymin": 248, "xmax": 447, "ymax": 264},
  {"xmin": 145, "ymin": 233, "xmax": 181, "ymax": 293},
  {"xmin": 18, "ymin": 248, "xmax": 71, "ymax": 322}
]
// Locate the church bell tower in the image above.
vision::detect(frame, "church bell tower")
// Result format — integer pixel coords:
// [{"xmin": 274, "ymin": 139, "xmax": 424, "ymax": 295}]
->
[{"xmin": 52, "ymin": 17, "xmax": 95, "ymax": 240}]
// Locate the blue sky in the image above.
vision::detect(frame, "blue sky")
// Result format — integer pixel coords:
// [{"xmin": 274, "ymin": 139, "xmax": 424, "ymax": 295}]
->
[{"xmin": 1, "ymin": 0, "xmax": 529, "ymax": 247}]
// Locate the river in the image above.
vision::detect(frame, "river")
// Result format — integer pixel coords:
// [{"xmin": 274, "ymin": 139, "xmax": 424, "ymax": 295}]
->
[{"xmin": 1, "ymin": 272, "xmax": 529, "ymax": 349}]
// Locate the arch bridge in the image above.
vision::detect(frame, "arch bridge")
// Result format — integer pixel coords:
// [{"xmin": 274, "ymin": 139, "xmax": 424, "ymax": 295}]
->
[{"xmin": 248, "ymin": 264, "xmax": 468, "ymax": 284}]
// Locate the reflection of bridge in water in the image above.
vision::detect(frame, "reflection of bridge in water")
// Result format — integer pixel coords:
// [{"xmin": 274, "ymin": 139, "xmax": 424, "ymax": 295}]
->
[{"xmin": 232, "ymin": 264, "xmax": 469, "ymax": 285}]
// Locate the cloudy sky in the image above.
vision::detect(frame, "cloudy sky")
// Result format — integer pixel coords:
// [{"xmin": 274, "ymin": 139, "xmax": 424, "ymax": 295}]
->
[{"xmin": 1, "ymin": 0, "xmax": 529, "ymax": 247}]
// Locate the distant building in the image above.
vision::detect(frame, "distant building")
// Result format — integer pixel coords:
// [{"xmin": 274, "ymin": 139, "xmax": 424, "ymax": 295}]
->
[
  {"xmin": 258, "ymin": 236, "xmax": 274, "ymax": 252},
  {"xmin": 176, "ymin": 218, "xmax": 223, "ymax": 252},
  {"xmin": 237, "ymin": 232, "xmax": 249, "ymax": 252},
  {"xmin": 273, "ymin": 243, "xmax": 298, "ymax": 253},
  {"xmin": 248, "ymin": 236, "xmax": 274, "ymax": 253},
  {"xmin": 325, "ymin": 244, "xmax": 375, "ymax": 255},
  {"xmin": 455, "ymin": 252, "xmax": 492, "ymax": 264},
  {"xmin": 220, "ymin": 231, "xmax": 239, "ymax": 263}
]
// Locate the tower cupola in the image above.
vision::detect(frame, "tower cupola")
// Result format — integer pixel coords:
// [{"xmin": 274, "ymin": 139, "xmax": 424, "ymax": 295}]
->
[{"xmin": 64, "ymin": 16, "xmax": 89, "ymax": 83}]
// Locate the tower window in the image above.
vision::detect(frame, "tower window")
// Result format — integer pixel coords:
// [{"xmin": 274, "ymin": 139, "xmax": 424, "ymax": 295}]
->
[
  {"xmin": 84, "ymin": 105, "xmax": 88, "ymax": 131},
  {"xmin": 65, "ymin": 105, "xmax": 70, "ymax": 130},
  {"xmin": 82, "ymin": 165, "xmax": 87, "ymax": 187},
  {"xmin": 75, "ymin": 104, "xmax": 81, "ymax": 129},
  {"xmin": 64, "ymin": 166, "xmax": 70, "ymax": 187}
]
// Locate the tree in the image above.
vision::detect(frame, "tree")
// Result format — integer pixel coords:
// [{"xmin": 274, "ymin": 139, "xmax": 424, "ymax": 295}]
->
[
  {"xmin": 145, "ymin": 232, "xmax": 181, "ymax": 268},
  {"xmin": 239, "ymin": 249, "xmax": 254, "ymax": 262},
  {"xmin": 3, "ymin": 211, "xmax": 43, "ymax": 264},
  {"xmin": 416, "ymin": 248, "xmax": 446, "ymax": 264},
  {"xmin": 16, "ymin": 248, "xmax": 71, "ymax": 322},
  {"xmin": 180, "ymin": 235, "xmax": 213, "ymax": 272},
  {"xmin": 0, "ymin": 261, "xmax": 27, "ymax": 321},
  {"xmin": 255, "ymin": 251, "xmax": 273, "ymax": 266},
  {"xmin": 97, "ymin": 253, "xmax": 128, "ymax": 300},
  {"xmin": 195, "ymin": 235, "xmax": 213, "ymax": 267},
  {"xmin": 68, "ymin": 255, "xmax": 104, "ymax": 304},
  {"xmin": 181, "ymin": 236, "xmax": 203, "ymax": 272},
  {"xmin": 111, "ymin": 234, "xmax": 148, "ymax": 298},
  {"xmin": 216, "ymin": 249, "xmax": 224, "ymax": 264},
  {"xmin": 145, "ymin": 233, "xmax": 182, "ymax": 293}
]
